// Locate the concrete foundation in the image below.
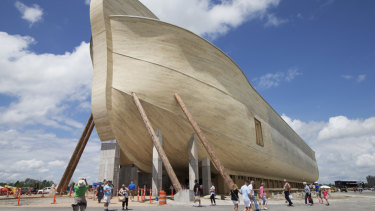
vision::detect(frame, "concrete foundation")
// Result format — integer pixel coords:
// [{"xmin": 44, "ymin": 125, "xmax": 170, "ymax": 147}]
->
[
  {"xmin": 152, "ymin": 129, "xmax": 163, "ymax": 196},
  {"xmin": 119, "ymin": 164, "xmax": 139, "ymax": 187},
  {"xmin": 202, "ymin": 157, "xmax": 211, "ymax": 195},
  {"xmin": 188, "ymin": 134, "xmax": 199, "ymax": 190},
  {"xmin": 98, "ymin": 140, "xmax": 120, "ymax": 191},
  {"xmin": 174, "ymin": 189, "xmax": 194, "ymax": 202}
]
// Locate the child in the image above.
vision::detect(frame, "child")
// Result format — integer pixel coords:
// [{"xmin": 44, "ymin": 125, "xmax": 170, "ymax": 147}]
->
[
  {"xmin": 259, "ymin": 183, "xmax": 268, "ymax": 210},
  {"xmin": 323, "ymin": 189, "xmax": 330, "ymax": 206}
]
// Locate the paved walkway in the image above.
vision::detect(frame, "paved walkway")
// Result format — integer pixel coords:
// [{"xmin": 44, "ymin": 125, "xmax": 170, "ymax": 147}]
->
[
  {"xmin": 1, "ymin": 191, "xmax": 374, "ymax": 210},
  {"xmin": 1, "ymin": 199, "xmax": 375, "ymax": 211}
]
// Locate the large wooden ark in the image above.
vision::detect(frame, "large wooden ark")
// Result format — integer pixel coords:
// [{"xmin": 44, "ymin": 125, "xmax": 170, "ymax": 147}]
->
[{"xmin": 90, "ymin": 0, "xmax": 319, "ymax": 192}]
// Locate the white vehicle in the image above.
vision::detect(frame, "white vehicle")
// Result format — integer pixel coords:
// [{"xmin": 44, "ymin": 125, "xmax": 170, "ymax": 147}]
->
[{"xmin": 37, "ymin": 187, "xmax": 52, "ymax": 194}]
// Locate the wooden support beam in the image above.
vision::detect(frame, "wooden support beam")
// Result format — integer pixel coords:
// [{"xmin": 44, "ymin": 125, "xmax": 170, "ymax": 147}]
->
[
  {"xmin": 174, "ymin": 93, "xmax": 235, "ymax": 190},
  {"xmin": 132, "ymin": 92, "xmax": 182, "ymax": 192},
  {"xmin": 57, "ymin": 114, "xmax": 95, "ymax": 193}
]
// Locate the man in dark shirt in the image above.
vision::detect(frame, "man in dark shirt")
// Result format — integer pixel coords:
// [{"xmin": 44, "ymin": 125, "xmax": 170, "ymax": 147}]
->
[{"xmin": 193, "ymin": 180, "xmax": 201, "ymax": 207}]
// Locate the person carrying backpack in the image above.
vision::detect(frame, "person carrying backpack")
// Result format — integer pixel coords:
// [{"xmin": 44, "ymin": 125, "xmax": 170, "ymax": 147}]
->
[{"xmin": 72, "ymin": 178, "xmax": 89, "ymax": 211}]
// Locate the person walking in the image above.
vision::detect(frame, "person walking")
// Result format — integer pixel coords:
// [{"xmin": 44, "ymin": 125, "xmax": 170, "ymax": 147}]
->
[
  {"xmin": 128, "ymin": 181, "xmax": 136, "ymax": 201},
  {"xmin": 259, "ymin": 182, "xmax": 268, "ymax": 210},
  {"xmin": 72, "ymin": 178, "xmax": 89, "ymax": 211},
  {"xmin": 283, "ymin": 179, "xmax": 293, "ymax": 206},
  {"xmin": 119, "ymin": 184, "xmax": 129, "ymax": 210},
  {"xmin": 96, "ymin": 184, "xmax": 104, "ymax": 203},
  {"xmin": 193, "ymin": 180, "xmax": 201, "ymax": 207},
  {"xmin": 230, "ymin": 184, "xmax": 240, "ymax": 211},
  {"xmin": 322, "ymin": 189, "xmax": 330, "ymax": 206},
  {"xmin": 315, "ymin": 183, "xmax": 323, "ymax": 204},
  {"xmin": 240, "ymin": 180, "xmax": 252, "ymax": 211},
  {"xmin": 209, "ymin": 182, "xmax": 216, "ymax": 206},
  {"xmin": 249, "ymin": 181, "xmax": 260, "ymax": 211},
  {"xmin": 318, "ymin": 187, "xmax": 324, "ymax": 204},
  {"xmin": 304, "ymin": 182, "xmax": 313, "ymax": 205},
  {"xmin": 103, "ymin": 180, "xmax": 113, "ymax": 211}
]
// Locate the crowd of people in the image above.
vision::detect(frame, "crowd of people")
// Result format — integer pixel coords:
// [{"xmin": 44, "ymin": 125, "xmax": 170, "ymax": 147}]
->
[
  {"xmin": 71, "ymin": 177, "xmax": 331, "ymax": 211},
  {"xmin": 237, "ymin": 180, "xmax": 267, "ymax": 211},
  {"xmin": 303, "ymin": 181, "xmax": 330, "ymax": 206},
  {"xmin": 71, "ymin": 179, "xmax": 136, "ymax": 211},
  {"xmin": 229, "ymin": 179, "xmax": 329, "ymax": 211},
  {"xmin": 192, "ymin": 178, "xmax": 332, "ymax": 210}
]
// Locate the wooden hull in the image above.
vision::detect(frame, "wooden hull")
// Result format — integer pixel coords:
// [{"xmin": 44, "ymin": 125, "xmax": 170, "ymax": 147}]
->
[{"xmin": 90, "ymin": 0, "xmax": 319, "ymax": 183}]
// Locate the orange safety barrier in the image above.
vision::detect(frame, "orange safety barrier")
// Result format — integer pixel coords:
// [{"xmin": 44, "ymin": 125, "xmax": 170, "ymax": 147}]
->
[
  {"xmin": 149, "ymin": 188, "xmax": 152, "ymax": 204},
  {"xmin": 52, "ymin": 194, "xmax": 56, "ymax": 204},
  {"xmin": 159, "ymin": 190, "xmax": 166, "ymax": 205},
  {"xmin": 137, "ymin": 187, "xmax": 139, "ymax": 201},
  {"xmin": 17, "ymin": 195, "xmax": 21, "ymax": 206}
]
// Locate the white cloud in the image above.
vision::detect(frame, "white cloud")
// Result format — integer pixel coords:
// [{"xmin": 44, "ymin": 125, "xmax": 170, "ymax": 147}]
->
[
  {"xmin": 281, "ymin": 114, "xmax": 325, "ymax": 141},
  {"xmin": 356, "ymin": 153, "xmax": 375, "ymax": 167},
  {"xmin": 318, "ymin": 116, "xmax": 375, "ymax": 140},
  {"xmin": 14, "ymin": 159, "xmax": 44, "ymax": 170},
  {"xmin": 252, "ymin": 68, "xmax": 302, "ymax": 89},
  {"xmin": 84, "ymin": 0, "xmax": 91, "ymax": 5},
  {"xmin": 140, "ymin": 0, "xmax": 281, "ymax": 38},
  {"xmin": 285, "ymin": 68, "xmax": 302, "ymax": 81},
  {"xmin": 0, "ymin": 32, "xmax": 92, "ymax": 130},
  {"xmin": 0, "ymin": 129, "xmax": 101, "ymax": 184},
  {"xmin": 357, "ymin": 74, "xmax": 366, "ymax": 82},
  {"xmin": 341, "ymin": 74, "xmax": 366, "ymax": 83},
  {"xmin": 252, "ymin": 72, "xmax": 283, "ymax": 89},
  {"xmin": 264, "ymin": 13, "xmax": 288, "ymax": 27},
  {"xmin": 0, "ymin": 32, "xmax": 98, "ymax": 184},
  {"xmin": 15, "ymin": 1, "xmax": 43, "ymax": 26},
  {"xmin": 282, "ymin": 114, "xmax": 375, "ymax": 183},
  {"xmin": 341, "ymin": 75, "xmax": 353, "ymax": 80},
  {"xmin": 48, "ymin": 160, "xmax": 65, "ymax": 167}
]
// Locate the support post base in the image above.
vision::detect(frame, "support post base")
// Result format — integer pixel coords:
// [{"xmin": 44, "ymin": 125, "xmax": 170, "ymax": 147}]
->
[{"xmin": 173, "ymin": 190, "xmax": 194, "ymax": 203}]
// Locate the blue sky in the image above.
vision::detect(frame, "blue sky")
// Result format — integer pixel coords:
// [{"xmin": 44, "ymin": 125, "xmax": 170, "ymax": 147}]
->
[{"xmin": 0, "ymin": 0, "xmax": 374, "ymax": 185}]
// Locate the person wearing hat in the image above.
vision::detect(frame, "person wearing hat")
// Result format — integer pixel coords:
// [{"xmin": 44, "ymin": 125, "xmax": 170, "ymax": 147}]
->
[
  {"xmin": 72, "ymin": 178, "xmax": 89, "ymax": 211},
  {"xmin": 103, "ymin": 180, "xmax": 113, "ymax": 211}
]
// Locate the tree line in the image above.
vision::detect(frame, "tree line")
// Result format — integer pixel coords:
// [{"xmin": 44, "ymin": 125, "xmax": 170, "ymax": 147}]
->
[{"xmin": 0, "ymin": 178, "xmax": 55, "ymax": 189}]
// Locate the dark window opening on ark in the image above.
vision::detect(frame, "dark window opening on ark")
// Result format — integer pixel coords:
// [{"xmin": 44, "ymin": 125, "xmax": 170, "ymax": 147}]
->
[{"xmin": 254, "ymin": 118, "xmax": 264, "ymax": 147}]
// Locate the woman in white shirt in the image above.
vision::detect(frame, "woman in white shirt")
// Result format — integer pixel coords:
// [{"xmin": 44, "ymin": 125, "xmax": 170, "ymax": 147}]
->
[
  {"xmin": 209, "ymin": 183, "xmax": 216, "ymax": 206},
  {"xmin": 118, "ymin": 184, "xmax": 129, "ymax": 210}
]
